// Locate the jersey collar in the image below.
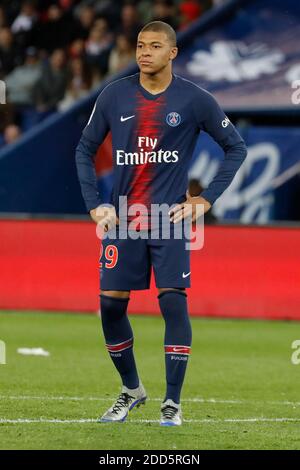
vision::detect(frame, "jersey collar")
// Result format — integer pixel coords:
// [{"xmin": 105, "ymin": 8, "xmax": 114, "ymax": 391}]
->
[{"xmin": 137, "ymin": 73, "xmax": 176, "ymax": 100}]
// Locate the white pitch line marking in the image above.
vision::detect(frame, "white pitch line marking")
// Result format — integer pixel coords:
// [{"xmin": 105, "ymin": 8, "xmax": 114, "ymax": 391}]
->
[
  {"xmin": 1, "ymin": 396, "xmax": 300, "ymax": 407},
  {"xmin": 0, "ymin": 395, "xmax": 242, "ymax": 403},
  {"xmin": 1, "ymin": 418, "xmax": 300, "ymax": 425}
]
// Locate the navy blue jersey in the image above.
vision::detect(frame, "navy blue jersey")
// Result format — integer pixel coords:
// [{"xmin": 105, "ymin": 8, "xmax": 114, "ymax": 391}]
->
[{"xmin": 76, "ymin": 73, "xmax": 247, "ymax": 213}]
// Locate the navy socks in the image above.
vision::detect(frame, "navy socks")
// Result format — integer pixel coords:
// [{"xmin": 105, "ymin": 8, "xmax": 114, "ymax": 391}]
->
[
  {"xmin": 100, "ymin": 294, "xmax": 139, "ymax": 390},
  {"xmin": 100, "ymin": 290, "xmax": 192, "ymax": 404},
  {"xmin": 158, "ymin": 290, "xmax": 192, "ymax": 404}
]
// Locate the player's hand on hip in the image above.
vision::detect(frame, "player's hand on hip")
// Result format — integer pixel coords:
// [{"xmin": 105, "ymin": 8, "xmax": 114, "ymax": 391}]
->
[
  {"xmin": 90, "ymin": 205, "xmax": 119, "ymax": 232},
  {"xmin": 169, "ymin": 190, "xmax": 212, "ymax": 224}
]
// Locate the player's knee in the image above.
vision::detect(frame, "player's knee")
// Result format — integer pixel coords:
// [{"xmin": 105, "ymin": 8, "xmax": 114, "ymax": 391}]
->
[
  {"xmin": 157, "ymin": 287, "xmax": 186, "ymax": 296},
  {"xmin": 101, "ymin": 290, "xmax": 130, "ymax": 299},
  {"xmin": 100, "ymin": 292, "xmax": 130, "ymax": 325}
]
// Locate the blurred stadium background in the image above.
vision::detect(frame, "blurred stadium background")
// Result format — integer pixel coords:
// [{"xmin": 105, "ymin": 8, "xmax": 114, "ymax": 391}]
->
[{"xmin": 1, "ymin": 0, "xmax": 300, "ymax": 450}]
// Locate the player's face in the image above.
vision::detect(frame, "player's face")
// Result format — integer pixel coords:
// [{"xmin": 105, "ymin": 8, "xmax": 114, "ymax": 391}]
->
[{"xmin": 136, "ymin": 31, "xmax": 177, "ymax": 74}]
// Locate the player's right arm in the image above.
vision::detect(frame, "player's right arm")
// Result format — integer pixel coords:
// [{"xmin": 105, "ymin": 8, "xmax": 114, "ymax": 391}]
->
[{"xmin": 75, "ymin": 89, "xmax": 117, "ymax": 229}]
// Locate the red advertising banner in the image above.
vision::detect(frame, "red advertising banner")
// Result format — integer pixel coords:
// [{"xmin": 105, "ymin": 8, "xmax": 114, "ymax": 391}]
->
[{"xmin": 0, "ymin": 219, "xmax": 299, "ymax": 320}]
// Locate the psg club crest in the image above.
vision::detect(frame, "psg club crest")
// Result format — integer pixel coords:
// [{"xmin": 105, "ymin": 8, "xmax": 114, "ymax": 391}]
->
[{"xmin": 166, "ymin": 112, "xmax": 181, "ymax": 127}]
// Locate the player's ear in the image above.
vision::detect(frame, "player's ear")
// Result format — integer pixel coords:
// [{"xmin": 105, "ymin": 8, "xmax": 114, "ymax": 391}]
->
[{"xmin": 170, "ymin": 47, "xmax": 178, "ymax": 60}]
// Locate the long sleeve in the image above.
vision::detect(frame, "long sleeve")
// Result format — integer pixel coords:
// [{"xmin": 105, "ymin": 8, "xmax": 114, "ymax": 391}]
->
[
  {"xmin": 75, "ymin": 92, "xmax": 110, "ymax": 211},
  {"xmin": 200, "ymin": 130, "xmax": 247, "ymax": 205},
  {"xmin": 195, "ymin": 90, "xmax": 247, "ymax": 206}
]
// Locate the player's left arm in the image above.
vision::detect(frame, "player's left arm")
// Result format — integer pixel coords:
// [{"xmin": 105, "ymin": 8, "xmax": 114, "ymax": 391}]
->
[{"xmin": 170, "ymin": 90, "xmax": 247, "ymax": 223}]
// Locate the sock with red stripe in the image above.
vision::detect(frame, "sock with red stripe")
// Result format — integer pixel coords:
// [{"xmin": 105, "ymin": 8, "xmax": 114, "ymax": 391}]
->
[
  {"xmin": 158, "ymin": 290, "xmax": 192, "ymax": 404},
  {"xmin": 100, "ymin": 294, "xmax": 139, "ymax": 389}
]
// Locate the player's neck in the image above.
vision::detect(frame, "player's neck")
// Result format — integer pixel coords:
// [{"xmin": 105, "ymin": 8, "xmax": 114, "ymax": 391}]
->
[{"xmin": 139, "ymin": 68, "xmax": 173, "ymax": 95}]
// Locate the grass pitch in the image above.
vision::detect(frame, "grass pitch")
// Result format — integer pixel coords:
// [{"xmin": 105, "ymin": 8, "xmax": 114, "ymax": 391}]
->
[{"xmin": 1, "ymin": 310, "xmax": 300, "ymax": 450}]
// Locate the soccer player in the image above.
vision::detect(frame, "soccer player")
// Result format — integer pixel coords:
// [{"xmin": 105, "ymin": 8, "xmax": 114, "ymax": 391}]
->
[{"xmin": 75, "ymin": 21, "xmax": 247, "ymax": 426}]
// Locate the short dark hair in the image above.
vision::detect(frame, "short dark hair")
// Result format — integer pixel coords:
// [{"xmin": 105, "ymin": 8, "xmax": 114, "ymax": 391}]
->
[{"xmin": 139, "ymin": 21, "xmax": 177, "ymax": 47}]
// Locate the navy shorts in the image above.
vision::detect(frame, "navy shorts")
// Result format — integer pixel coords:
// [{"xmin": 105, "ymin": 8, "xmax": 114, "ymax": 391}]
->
[{"xmin": 99, "ymin": 228, "xmax": 191, "ymax": 291}]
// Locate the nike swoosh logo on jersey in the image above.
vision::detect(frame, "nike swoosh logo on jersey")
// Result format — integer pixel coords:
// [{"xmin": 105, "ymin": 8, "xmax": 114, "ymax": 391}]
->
[
  {"xmin": 182, "ymin": 272, "xmax": 191, "ymax": 278},
  {"xmin": 120, "ymin": 115, "xmax": 135, "ymax": 122}
]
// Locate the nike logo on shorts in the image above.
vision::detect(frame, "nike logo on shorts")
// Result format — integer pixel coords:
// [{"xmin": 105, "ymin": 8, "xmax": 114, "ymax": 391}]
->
[{"xmin": 120, "ymin": 115, "xmax": 135, "ymax": 122}]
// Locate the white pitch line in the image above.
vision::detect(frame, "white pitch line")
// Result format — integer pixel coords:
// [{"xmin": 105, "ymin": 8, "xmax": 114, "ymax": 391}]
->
[
  {"xmin": 0, "ymin": 395, "xmax": 242, "ymax": 404},
  {"xmin": 1, "ymin": 417, "xmax": 300, "ymax": 425},
  {"xmin": 1, "ymin": 396, "xmax": 300, "ymax": 407}
]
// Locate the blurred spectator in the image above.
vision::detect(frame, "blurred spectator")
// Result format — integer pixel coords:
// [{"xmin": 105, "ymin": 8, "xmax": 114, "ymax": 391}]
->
[
  {"xmin": 69, "ymin": 38, "xmax": 85, "ymax": 59},
  {"xmin": 212, "ymin": 0, "xmax": 225, "ymax": 6},
  {"xmin": 34, "ymin": 0, "xmax": 79, "ymax": 12},
  {"xmin": 0, "ymin": 28, "xmax": 23, "ymax": 79},
  {"xmin": 0, "ymin": 6, "xmax": 8, "ymax": 28},
  {"xmin": 178, "ymin": 0, "xmax": 203, "ymax": 30},
  {"xmin": 11, "ymin": 1, "xmax": 37, "ymax": 34},
  {"xmin": 59, "ymin": 56, "xmax": 92, "ymax": 110},
  {"xmin": 0, "ymin": 102, "xmax": 15, "ymax": 133},
  {"xmin": 58, "ymin": 0, "xmax": 78, "ymax": 12},
  {"xmin": 152, "ymin": 0, "xmax": 178, "ymax": 30},
  {"xmin": 118, "ymin": 2, "xmax": 143, "ymax": 42},
  {"xmin": 137, "ymin": 0, "xmax": 154, "ymax": 24},
  {"xmin": 74, "ymin": 5, "xmax": 96, "ymax": 40},
  {"xmin": 34, "ymin": 49, "xmax": 68, "ymax": 112},
  {"xmin": 108, "ymin": 34, "xmax": 136, "ymax": 76},
  {"xmin": 5, "ymin": 46, "xmax": 42, "ymax": 107},
  {"xmin": 85, "ymin": 19, "xmax": 113, "ymax": 75},
  {"xmin": 11, "ymin": 1, "xmax": 38, "ymax": 50},
  {"xmin": 93, "ymin": 0, "xmax": 122, "ymax": 25},
  {"xmin": 32, "ymin": 4, "xmax": 74, "ymax": 52},
  {"xmin": 3, "ymin": 124, "xmax": 22, "ymax": 145}
]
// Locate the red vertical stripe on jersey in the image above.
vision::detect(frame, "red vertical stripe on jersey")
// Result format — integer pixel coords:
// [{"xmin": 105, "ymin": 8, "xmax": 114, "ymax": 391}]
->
[{"xmin": 128, "ymin": 93, "xmax": 165, "ymax": 229}]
